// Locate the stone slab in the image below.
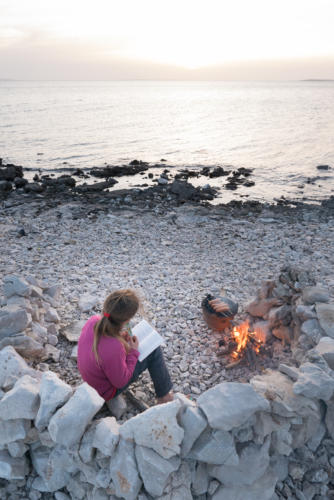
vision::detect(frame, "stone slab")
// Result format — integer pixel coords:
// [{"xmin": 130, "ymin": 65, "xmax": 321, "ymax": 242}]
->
[{"xmin": 197, "ymin": 382, "xmax": 270, "ymax": 431}]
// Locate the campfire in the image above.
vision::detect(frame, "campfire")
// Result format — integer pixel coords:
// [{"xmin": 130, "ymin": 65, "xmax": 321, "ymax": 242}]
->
[{"xmin": 218, "ymin": 321, "xmax": 271, "ymax": 369}]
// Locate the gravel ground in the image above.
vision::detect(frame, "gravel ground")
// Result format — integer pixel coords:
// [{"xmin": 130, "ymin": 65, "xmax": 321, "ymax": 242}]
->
[{"xmin": 1, "ymin": 192, "xmax": 334, "ymax": 420}]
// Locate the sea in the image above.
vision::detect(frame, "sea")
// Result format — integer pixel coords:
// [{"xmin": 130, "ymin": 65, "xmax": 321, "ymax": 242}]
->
[{"xmin": 1, "ymin": 80, "xmax": 334, "ymax": 203}]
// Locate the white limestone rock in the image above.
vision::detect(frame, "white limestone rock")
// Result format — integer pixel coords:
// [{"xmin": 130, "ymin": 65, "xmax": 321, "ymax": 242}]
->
[
  {"xmin": 109, "ymin": 438, "xmax": 142, "ymax": 500},
  {"xmin": 179, "ymin": 406, "xmax": 207, "ymax": 457},
  {"xmin": 48, "ymin": 383, "xmax": 104, "ymax": 448},
  {"xmin": 44, "ymin": 285, "xmax": 62, "ymax": 302},
  {"xmin": 301, "ymin": 319, "xmax": 325, "ymax": 344},
  {"xmin": 70, "ymin": 345, "xmax": 78, "ymax": 360},
  {"xmin": 32, "ymin": 322, "xmax": 48, "ymax": 341},
  {"xmin": 62, "ymin": 320, "xmax": 86, "ymax": 342},
  {"xmin": 325, "ymin": 399, "xmax": 334, "ymax": 440},
  {"xmin": 30, "ymin": 444, "xmax": 77, "ymax": 492},
  {"xmin": 0, "ymin": 419, "xmax": 30, "ymax": 446},
  {"xmin": 295, "ymin": 305, "xmax": 317, "ymax": 321},
  {"xmin": 0, "ymin": 449, "xmax": 29, "ymax": 480},
  {"xmin": 302, "ymin": 286, "xmax": 330, "ymax": 305},
  {"xmin": 35, "ymin": 371, "xmax": 73, "ymax": 430},
  {"xmin": 0, "ymin": 305, "xmax": 31, "ymax": 337},
  {"xmin": 209, "ymin": 437, "xmax": 270, "ymax": 486},
  {"xmin": 307, "ymin": 421, "xmax": 326, "ymax": 452},
  {"xmin": 314, "ymin": 337, "xmax": 334, "ymax": 369},
  {"xmin": 293, "ymin": 362, "xmax": 334, "ymax": 401},
  {"xmin": 271, "ymin": 428, "xmax": 292, "ymax": 456},
  {"xmin": 78, "ymin": 294, "xmax": 99, "ymax": 312},
  {"xmin": 120, "ymin": 400, "xmax": 184, "ymax": 459},
  {"xmin": 212, "ymin": 467, "xmax": 277, "ymax": 500},
  {"xmin": 316, "ymin": 303, "xmax": 334, "ymax": 338},
  {"xmin": 188, "ymin": 428, "xmax": 238, "ymax": 465},
  {"xmin": 0, "ymin": 333, "xmax": 45, "ymax": 359},
  {"xmin": 251, "ymin": 370, "xmax": 320, "ymax": 419},
  {"xmin": 3, "ymin": 275, "xmax": 31, "ymax": 298},
  {"xmin": 197, "ymin": 382, "xmax": 270, "ymax": 431},
  {"xmin": 135, "ymin": 445, "xmax": 180, "ymax": 497},
  {"xmin": 92, "ymin": 417, "xmax": 120, "ymax": 456},
  {"xmin": 0, "ymin": 345, "xmax": 38, "ymax": 390},
  {"xmin": 278, "ymin": 364, "xmax": 299, "ymax": 381},
  {"xmin": 7, "ymin": 440, "xmax": 29, "ymax": 458},
  {"xmin": 0, "ymin": 374, "xmax": 40, "ymax": 420},
  {"xmin": 44, "ymin": 307, "xmax": 60, "ymax": 323},
  {"xmin": 191, "ymin": 462, "xmax": 210, "ymax": 496},
  {"xmin": 43, "ymin": 344, "xmax": 60, "ymax": 362},
  {"xmin": 78, "ymin": 422, "xmax": 98, "ymax": 463}
]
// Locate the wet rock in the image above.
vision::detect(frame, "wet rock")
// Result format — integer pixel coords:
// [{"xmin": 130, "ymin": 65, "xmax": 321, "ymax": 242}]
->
[
  {"xmin": 0, "ymin": 180, "xmax": 12, "ymax": 192},
  {"xmin": 75, "ymin": 179, "xmax": 117, "ymax": 193},
  {"xmin": 24, "ymin": 182, "xmax": 45, "ymax": 193},
  {"xmin": 0, "ymin": 164, "xmax": 23, "ymax": 181},
  {"xmin": 197, "ymin": 382, "xmax": 269, "ymax": 431}
]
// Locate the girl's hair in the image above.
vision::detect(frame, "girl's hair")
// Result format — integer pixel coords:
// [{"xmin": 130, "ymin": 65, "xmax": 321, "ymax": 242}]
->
[{"xmin": 93, "ymin": 289, "xmax": 140, "ymax": 362}]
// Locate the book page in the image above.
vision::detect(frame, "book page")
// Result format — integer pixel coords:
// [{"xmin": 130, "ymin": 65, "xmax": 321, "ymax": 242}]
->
[{"xmin": 132, "ymin": 319, "xmax": 164, "ymax": 362}]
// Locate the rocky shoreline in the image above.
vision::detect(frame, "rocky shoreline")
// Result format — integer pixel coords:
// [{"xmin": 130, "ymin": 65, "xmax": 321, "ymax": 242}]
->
[{"xmin": 1, "ymin": 157, "xmax": 334, "ymax": 499}]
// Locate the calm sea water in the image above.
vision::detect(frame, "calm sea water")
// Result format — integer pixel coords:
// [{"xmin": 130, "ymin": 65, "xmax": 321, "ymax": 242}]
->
[{"xmin": 1, "ymin": 80, "xmax": 334, "ymax": 202}]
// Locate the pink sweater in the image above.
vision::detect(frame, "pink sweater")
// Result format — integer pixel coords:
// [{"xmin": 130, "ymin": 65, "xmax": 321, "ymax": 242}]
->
[{"xmin": 77, "ymin": 315, "xmax": 139, "ymax": 401}]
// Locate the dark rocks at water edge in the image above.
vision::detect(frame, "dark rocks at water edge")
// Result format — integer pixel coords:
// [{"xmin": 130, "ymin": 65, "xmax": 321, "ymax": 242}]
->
[{"xmin": 90, "ymin": 163, "xmax": 149, "ymax": 178}]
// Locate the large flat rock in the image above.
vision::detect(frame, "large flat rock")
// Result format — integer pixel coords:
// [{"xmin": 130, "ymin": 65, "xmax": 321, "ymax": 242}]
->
[
  {"xmin": 120, "ymin": 400, "xmax": 184, "ymax": 459},
  {"xmin": 197, "ymin": 382, "xmax": 270, "ymax": 431}
]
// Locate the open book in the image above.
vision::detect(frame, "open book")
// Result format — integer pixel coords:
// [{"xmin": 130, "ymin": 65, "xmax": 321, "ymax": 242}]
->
[{"xmin": 132, "ymin": 319, "xmax": 164, "ymax": 362}]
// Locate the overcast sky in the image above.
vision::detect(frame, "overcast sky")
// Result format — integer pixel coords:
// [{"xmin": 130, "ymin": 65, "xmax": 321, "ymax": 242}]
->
[{"xmin": 1, "ymin": 0, "xmax": 334, "ymax": 80}]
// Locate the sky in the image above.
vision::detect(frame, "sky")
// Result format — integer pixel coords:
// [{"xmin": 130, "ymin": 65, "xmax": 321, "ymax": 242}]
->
[{"xmin": 0, "ymin": 0, "xmax": 334, "ymax": 80}]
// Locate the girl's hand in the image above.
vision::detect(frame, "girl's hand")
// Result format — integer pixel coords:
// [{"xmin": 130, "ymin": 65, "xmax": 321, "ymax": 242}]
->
[
  {"xmin": 121, "ymin": 331, "xmax": 131, "ymax": 343},
  {"xmin": 128, "ymin": 335, "xmax": 139, "ymax": 351}
]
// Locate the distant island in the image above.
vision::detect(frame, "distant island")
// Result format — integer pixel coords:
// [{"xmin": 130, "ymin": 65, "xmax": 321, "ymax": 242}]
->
[{"xmin": 301, "ymin": 79, "xmax": 334, "ymax": 82}]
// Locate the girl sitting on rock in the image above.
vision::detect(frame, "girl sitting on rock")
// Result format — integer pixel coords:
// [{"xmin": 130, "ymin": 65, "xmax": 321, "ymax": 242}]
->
[{"xmin": 77, "ymin": 289, "xmax": 173, "ymax": 418}]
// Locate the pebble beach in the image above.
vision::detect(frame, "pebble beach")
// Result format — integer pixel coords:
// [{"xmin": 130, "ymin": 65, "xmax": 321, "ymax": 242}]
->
[{"xmin": 1, "ymin": 185, "xmax": 334, "ymax": 417}]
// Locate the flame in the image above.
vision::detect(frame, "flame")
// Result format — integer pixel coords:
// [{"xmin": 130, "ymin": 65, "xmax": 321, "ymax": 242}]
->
[{"xmin": 231, "ymin": 321, "xmax": 262, "ymax": 358}]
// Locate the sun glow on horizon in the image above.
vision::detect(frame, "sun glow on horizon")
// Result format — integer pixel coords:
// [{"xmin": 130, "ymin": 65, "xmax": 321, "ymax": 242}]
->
[{"xmin": 1, "ymin": 0, "xmax": 334, "ymax": 77}]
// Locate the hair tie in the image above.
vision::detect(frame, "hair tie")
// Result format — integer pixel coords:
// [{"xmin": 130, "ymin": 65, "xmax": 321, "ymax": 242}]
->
[{"xmin": 103, "ymin": 312, "xmax": 110, "ymax": 318}]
